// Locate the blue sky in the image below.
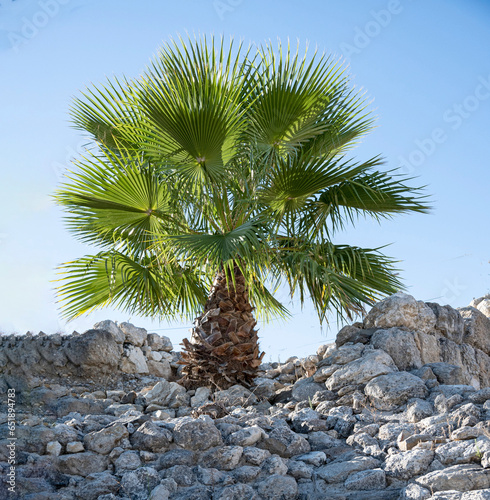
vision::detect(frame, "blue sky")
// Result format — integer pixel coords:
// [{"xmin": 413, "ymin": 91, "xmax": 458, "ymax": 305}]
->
[{"xmin": 0, "ymin": 0, "xmax": 489, "ymax": 360}]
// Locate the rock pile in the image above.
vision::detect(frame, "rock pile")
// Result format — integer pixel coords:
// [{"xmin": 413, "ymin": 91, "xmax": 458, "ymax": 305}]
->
[{"xmin": 1, "ymin": 292, "xmax": 490, "ymax": 499}]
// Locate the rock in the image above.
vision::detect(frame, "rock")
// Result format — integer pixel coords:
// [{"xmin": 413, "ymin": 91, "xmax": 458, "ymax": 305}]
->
[
  {"xmin": 173, "ymin": 417, "xmax": 222, "ymax": 451},
  {"xmin": 336, "ymin": 325, "xmax": 375, "ymax": 347},
  {"xmin": 148, "ymin": 359, "xmax": 172, "ymax": 378},
  {"xmin": 119, "ymin": 345, "xmax": 149, "ymax": 374},
  {"xmin": 84, "ymin": 423, "xmax": 128, "ymax": 455},
  {"xmin": 164, "ymin": 464, "xmax": 196, "ymax": 486},
  {"xmin": 291, "ymin": 377, "xmax": 325, "ymax": 403},
  {"xmin": 344, "ymin": 468, "xmax": 386, "ymax": 490},
  {"xmin": 217, "ymin": 483, "xmax": 258, "ymax": 500},
  {"xmin": 253, "ymin": 377, "xmax": 279, "ymax": 400},
  {"xmin": 262, "ymin": 425, "xmax": 310, "ymax": 458},
  {"xmin": 383, "ymin": 449, "xmax": 434, "ymax": 479},
  {"xmin": 363, "ymin": 292, "xmax": 436, "ymax": 334},
  {"xmin": 158, "ymin": 449, "xmax": 196, "ymax": 468},
  {"xmin": 319, "ymin": 344, "xmax": 365, "ymax": 366},
  {"xmin": 459, "ymin": 307, "xmax": 490, "ymax": 355},
  {"xmin": 147, "ymin": 332, "xmax": 173, "ymax": 352},
  {"xmin": 227, "ymin": 425, "xmax": 264, "ymax": 446},
  {"xmin": 425, "ymin": 363, "xmax": 464, "ymax": 385},
  {"xmin": 261, "ymin": 455, "xmax": 288, "ymax": 475},
  {"xmin": 406, "ymin": 399, "xmax": 434, "ymax": 423},
  {"xmin": 201, "ymin": 445, "xmax": 243, "ymax": 470},
  {"xmin": 93, "ymin": 320, "xmax": 126, "ymax": 344},
  {"xmin": 316, "ymin": 456, "xmax": 380, "ymax": 483},
  {"xmin": 214, "ymin": 385, "xmax": 257, "ymax": 406},
  {"xmin": 46, "ymin": 441, "xmax": 62, "ymax": 456},
  {"xmin": 326, "ymin": 348, "xmax": 397, "ymax": 391},
  {"xmin": 256, "ymin": 474, "xmax": 298, "ymax": 500},
  {"xmin": 149, "ymin": 484, "xmax": 171, "ymax": 500},
  {"xmin": 144, "ymin": 380, "xmax": 189, "ymax": 408},
  {"xmin": 130, "ymin": 421, "xmax": 173, "ymax": 452},
  {"xmin": 426, "ymin": 303, "xmax": 464, "ymax": 344},
  {"xmin": 114, "ymin": 450, "xmax": 142, "ymax": 472},
  {"xmin": 63, "ymin": 329, "xmax": 121, "ymax": 370},
  {"xmin": 242, "ymin": 446, "xmax": 271, "ymax": 465},
  {"xmin": 118, "ymin": 322, "xmax": 147, "ymax": 347},
  {"xmin": 477, "ymin": 299, "xmax": 490, "ymax": 318},
  {"xmin": 56, "ymin": 452, "xmax": 108, "ymax": 476},
  {"xmin": 416, "ymin": 464, "xmax": 490, "ymax": 492},
  {"xmin": 66, "ymin": 441, "xmax": 84, "ymax": 453},
  {"xmin": 371, "ymin": 328, "xmax": 422, "ymax": 370},
  {"xmin": 365, "ymin": 372, "xmax": 428, "ymax": 410},
  {"xmin": 401, "ymin": 483, "xmax": 431, "ymax": 500},
  {"xmin": 120, "ymin": 467, "xmax": 160, "ymax": 500},
  {"xmin": 191, "ymin": 387, "xmax": 211, "ymax": 407}
]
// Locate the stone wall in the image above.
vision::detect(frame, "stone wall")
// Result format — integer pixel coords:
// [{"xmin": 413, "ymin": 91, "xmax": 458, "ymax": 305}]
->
[{"xmin": 0, "ymin": 320, "xmax": 178, "ymax": 392}]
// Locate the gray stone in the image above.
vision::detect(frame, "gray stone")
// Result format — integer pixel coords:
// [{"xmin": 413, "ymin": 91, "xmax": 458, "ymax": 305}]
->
[
  {"xmin": 288, "ymin": 459, "xmax": 313, "ymax": 479},
  {"xmin": 201, "ymin": 445, "xmax": 243, "ymax": 470},
  {"xmin": 261, "ymin": 455, "xmax": 288, "ymax": 475},
  {"xmin": 149, "ymin": 485, "xmax": 171, "ymax": 500},
  {"xmin": 295, "ymin": 451, "xmax": 327, "ymax": 467},
  {"xmin": 118, "ymin": 322, "xmax": 148, "ymax": 346},
  {"xmin": 76, "ymin": 472, "xmax": 120, "ymax": 500},
  {"xmin": 416, "ymin": 464, "xmax": 490, "ymax": 492},
  {"xmin": 130, "ymin": 421, "xmax": 173, "ymax": 453},
  {"xmin": 84, "ymin": 423, "xmax": 128, "ymax": 455},
  {"xmin": 242, "ymin": 446, "xmax": 271, "ymax": 465},
  {"xmin": 119, "ymin": 345, "xmax": 149, "ymax": 374},
  {"xmin": 56, "ymin": 452, "xmax": 108, "ymax": 476},
  {"xmin": 364, "ymin": 292, "xmax": 436, "ymax": 334},
  {"xmin": 216, "ymin": 483, "xmax": 258, "ymax": 500},
  {"xmin": 345, "ymin": 468, "xmax": 386, "ymax": 490},
  {"xmin": 426, "ymin": 303, "xmax": 464, "ymax": 344},
  {"xmin": 164, "ymin": 464, "xmax": 196, "ymax": 486},
  {"xmin": 406, "ymin": 399, "xmax": 434, "ymax": 423},
  {"xmin": 371, "ymin": 328, "xmax": 422, "ymax": 370},
  {"xmin": 425, "ymin": 363, "xmax": 464, "ymax": 386},
  {"xmin": 401, "ymin": 483, "xmax": 431, "ymax": 500},
  {"xmin": 114, "ymin": 450, "xmax": 141, "ymax": 473},
  {"xmin": 227, "ymin": 425, "xmax": 264, "ymax": 446},
  {"xmin": 93, "ymin": 320, "xmax": 126, "ymax": 344},
  {"xmin": 148, "ymin": 359, "xmax": 172, "ymax": 378},
  {"xmin": 120, "ymin": 467, "xmax": 160, "ymax": 500},
  {"xmin": 383, "ymin": 449, "xmax": 434, "ymax": 480},
  {"xmin": 459, "ymin": 307, "xmax": 490, "ymax": 355},
  {"xmin": 147, "ymin": 332, "xmax": 173, "ymax": 352},
  {"xmin": 230, "ymin": 465, "xmax": 261, "ymax": 482},
  {"xmin": 336, "ymin": 325, "xmax": 375, "ymax": 347},
  {"xmin": 173, "ymin": 417, "xmax": 222, "ymax": 451},
  {"xmin": 319, "ymin": 343, "xmax": 365, "ymax": 366},
  {"xmin": 214, "ymin": 384, "xmax": 257, "ymax": 406},
  {"xmin": 365, "ymin": 372, "xmax": 429, "ymax": 410},
  {"xmin": 256, "ymin": 474, "xmax": 298, "ymax": 500},
  {"xmin": 291, "ymin": 377, "xmax": 324, "ymax": 402},
  {"xmin": 158, "ymin": 449, "xmax": 196, "ymax": 468},
  {"xmin": 144, "ymin": 380, "xmax": 189, "ymax": 408},
  {"xmin": 63, "ymin": 329, "xmax": 121, "ymax": 370},
  {"xmin": 191, "ymin": 387, "xmax": 211, "ymax": 407},
  {"xmin": 316, "ymin": 456, "xmax": 380, "ymax": 483},
  {"xmin": 262, "ymin": 425, "xmax": 310, "ymax": 458},
  {"xmin": 326, "ymin": 348, "xmax": 397, "ymax": 391}
]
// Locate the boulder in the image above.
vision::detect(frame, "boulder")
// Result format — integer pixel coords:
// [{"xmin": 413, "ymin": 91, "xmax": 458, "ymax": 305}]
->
[
  {"xmin": 93, "ymin": 320, "xmax": 125, "ymax": 344},
  {"xmin": 426, "ymin": 303, "xmax": 464, "ymax": 344},
  {"xmin": 416, "ymin": 464, "xmax": 490, "ymax": 492},
  {"xmin": 147, "ymin": 332, "xmax": 173, "ymax": 352},
  {"xmin": 336, "ymin": 325, "xmax": 375, "ymax": 347},
  {"xmin": 130, "ymin": 421, "xmax": 173, "ymax": 453},
  {"xmin": 459, "ymin": 307, "xmax": 490, "ymax": 355},
  {"xmin": 119, "ymin": 346, "xmax": 149, "ymax": 374},
  {"xmin": 84, "ymin": 423, "xmax": 128, "ymax": 455},
  {"xmin": 118, "ymin": 322, "xmax": 148, "ymax": 347},
  {"xmin": 173, "ymin": 417, "xmax": 223, "ymax": 451},
  {"xmin": 325, "ymin": 348, "xmax": 397, "ymax": 391},
  {"xmin": 365, "ymin": 372, "xmax": 429, "ymax": 410},
  {"xmin": 63, "ymin": 329, "xmax": 121, "ymax": 371},
  {"xmin": 363, "ymin": 293, "xmax": 436, "ymax": 334},
  {"xmin": 371, "ymin": 328, "xmax": 422, "ymax": 370}
]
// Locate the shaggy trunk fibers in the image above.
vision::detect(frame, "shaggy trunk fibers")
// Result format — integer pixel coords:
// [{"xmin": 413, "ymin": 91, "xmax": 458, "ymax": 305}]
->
[{"xmin": 179, "ymin": 265, "xmax": 264, "ymax": 390}]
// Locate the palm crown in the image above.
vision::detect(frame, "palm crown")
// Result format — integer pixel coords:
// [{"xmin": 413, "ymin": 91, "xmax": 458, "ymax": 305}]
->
[{"xmin": 55, "ymin": 36, "xmax": 428, "ymax": 387}]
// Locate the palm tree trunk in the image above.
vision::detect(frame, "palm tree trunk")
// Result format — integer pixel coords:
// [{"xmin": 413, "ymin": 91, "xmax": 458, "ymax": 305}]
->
[{"xmin": 179, "ymin": 264, "xmax": 264, "ymax": 390}]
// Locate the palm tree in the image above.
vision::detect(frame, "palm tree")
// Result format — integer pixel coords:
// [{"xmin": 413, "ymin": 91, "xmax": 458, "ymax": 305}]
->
[{"xmin": 55, "ymin": 36, "xmax": 429, "ymax": 389}]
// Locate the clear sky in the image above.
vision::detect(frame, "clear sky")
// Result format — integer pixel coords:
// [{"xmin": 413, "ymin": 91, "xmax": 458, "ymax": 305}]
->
[{"xmin": 1, "ymin": 0, "xmax": 489, "ymax": 361}]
